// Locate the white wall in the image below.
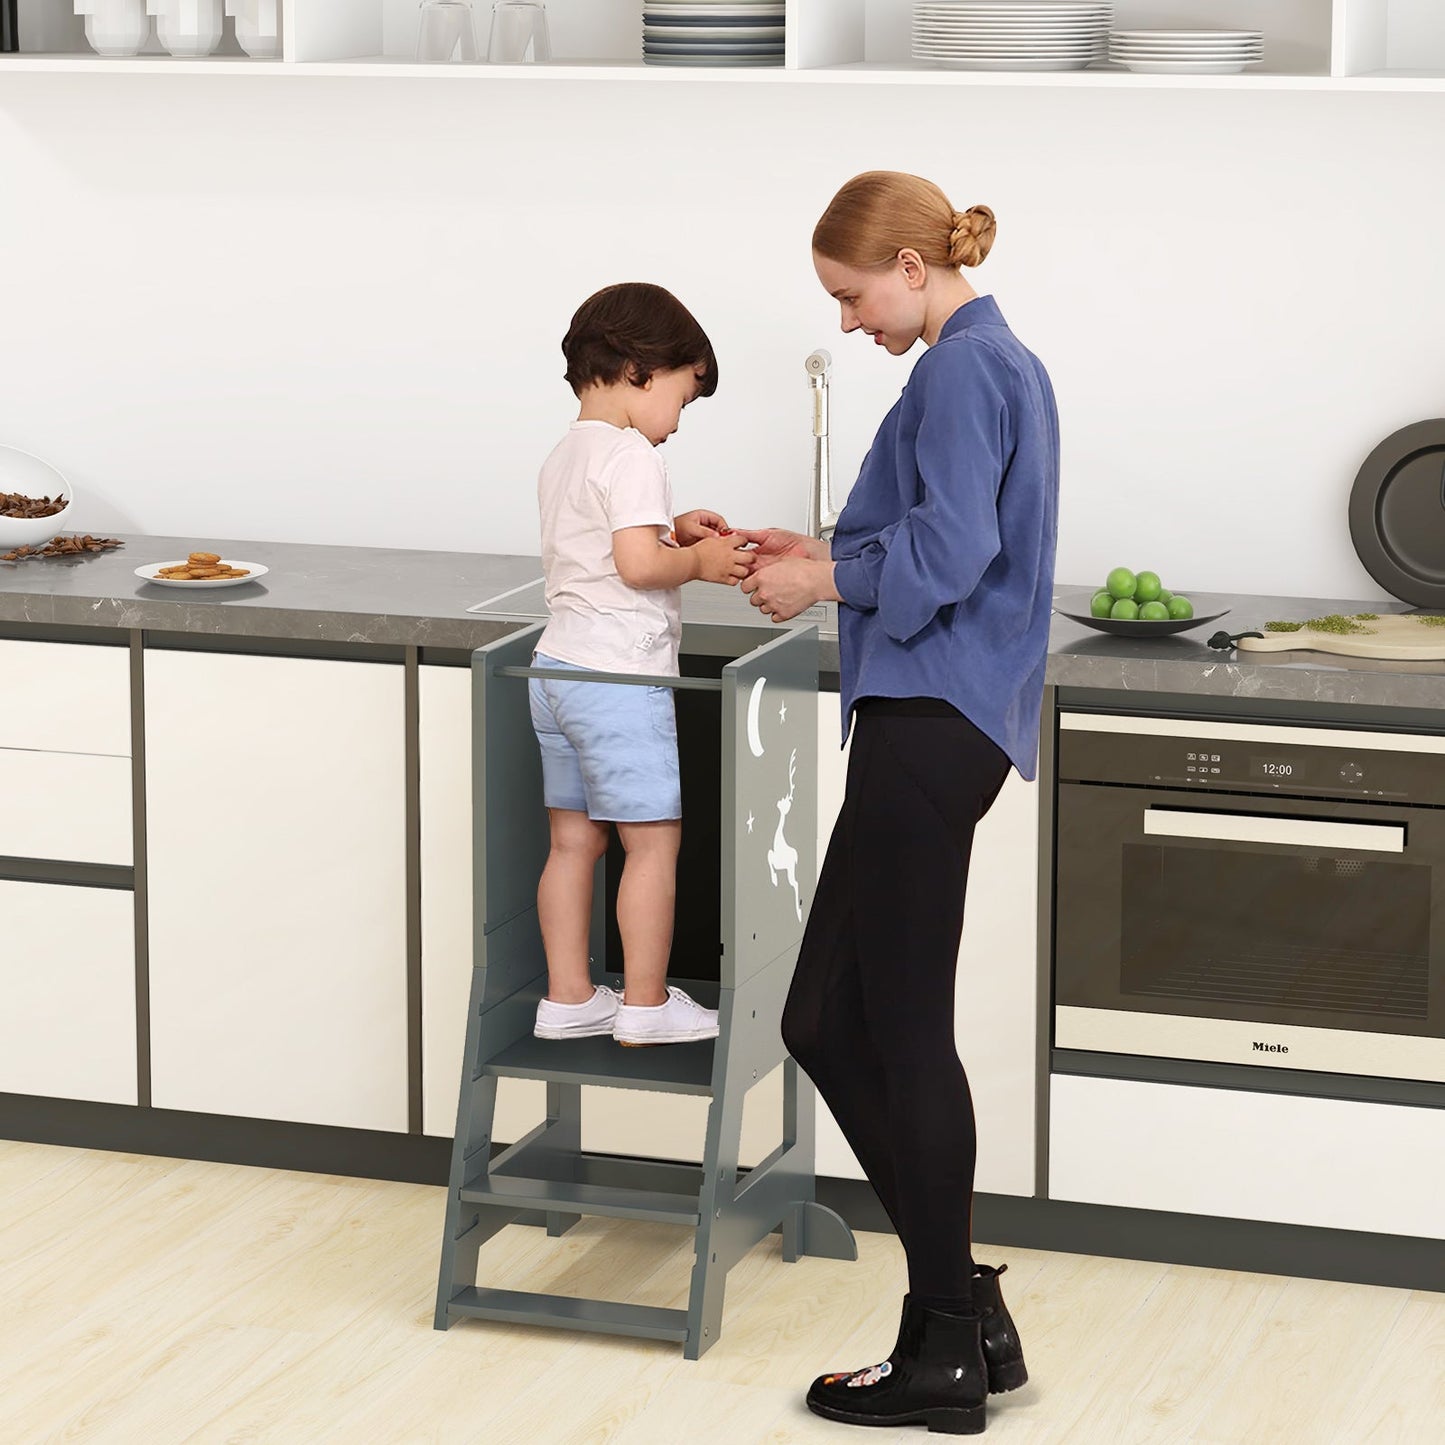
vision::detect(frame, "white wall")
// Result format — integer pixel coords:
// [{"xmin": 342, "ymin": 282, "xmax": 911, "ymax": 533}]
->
[{"xmin": 3, "ymin": 75, "xmax": 1444, "ymax": 600}]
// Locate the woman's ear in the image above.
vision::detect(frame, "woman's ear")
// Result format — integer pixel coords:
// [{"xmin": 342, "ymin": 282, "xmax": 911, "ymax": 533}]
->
[{"xmin": 897, "ymin": 248, "xmax": 928, "ymax": 289}]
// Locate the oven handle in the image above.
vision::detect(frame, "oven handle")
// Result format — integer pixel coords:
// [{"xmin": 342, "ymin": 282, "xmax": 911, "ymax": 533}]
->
[
  {"xmin": 1062, "ymin": 712, "xmax": 1445, "ymax": 755},
  {"xmin": 1143, "ymin": 809, "xmax": 1405, "ymax": 853}
]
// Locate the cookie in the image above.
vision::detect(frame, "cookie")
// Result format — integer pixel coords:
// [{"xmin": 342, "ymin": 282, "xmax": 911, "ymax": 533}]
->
[{"xmin": 188, "ymin": 551, "xmax": 222, "ymax": 565}]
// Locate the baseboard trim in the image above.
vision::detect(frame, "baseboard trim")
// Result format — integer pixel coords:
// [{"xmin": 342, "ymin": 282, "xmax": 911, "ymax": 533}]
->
[
  {"xmin": 5, "ymin": 1096, "xmax": 1441, "ymax": 1294},
  {"xmin": 0, "ymin": 1093, "xmax": 449, "ymax": 1185},
  {"xmin": 819, "ymin": 1177, "xmax": 1445, "ymax": 1295}
]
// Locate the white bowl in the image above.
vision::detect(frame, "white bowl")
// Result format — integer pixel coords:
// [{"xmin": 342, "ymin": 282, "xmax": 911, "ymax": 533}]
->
[{"xmin": 0, "ymin": 446, "xmax": 75, "ymax": 552}]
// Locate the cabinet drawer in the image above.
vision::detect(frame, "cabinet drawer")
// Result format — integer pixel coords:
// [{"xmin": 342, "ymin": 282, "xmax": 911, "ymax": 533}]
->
[
  {"xmin": 1049, "ymin": 1073, "xmax": 1445, "ymax": 1239},
  {"xmin": 0, "ymin": 749, "xmax": 132, "ymax": 864},
  {"xmin": 0, "ymin": 879, "xmax": 137, "ymax": 1104},
  {"xmin": 0, "ymin": 640, "xmax": 131, "ymax": 756}
]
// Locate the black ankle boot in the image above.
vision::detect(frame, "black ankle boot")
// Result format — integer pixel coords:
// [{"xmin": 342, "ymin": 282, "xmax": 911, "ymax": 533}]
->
[
  {"xmin": 806, "ymin": 1300, "xmax": 988, "ymax": 1435},
  {"xmin": 973, "ymin": 1264, "xmax": 1028, "ymax": 1394}
]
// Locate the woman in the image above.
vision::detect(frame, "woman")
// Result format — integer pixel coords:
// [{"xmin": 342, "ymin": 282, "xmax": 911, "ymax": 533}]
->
[{"xmin": 740, "ymin": 171, "xmax": 1059, "ymax": 1436}]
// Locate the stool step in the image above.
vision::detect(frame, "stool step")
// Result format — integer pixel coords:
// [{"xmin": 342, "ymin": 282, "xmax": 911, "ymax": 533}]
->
[
  {"xmin": 482, "ymin": 1033, "xmax": 715, "ymax": 1095},
  {"xmin": 448, "ymin": 1287, "xmax": 689, "ymax": 1344},
  {"xmin": 462, "ymin": 1175, "xmax": 702, "ymax": 1227}
]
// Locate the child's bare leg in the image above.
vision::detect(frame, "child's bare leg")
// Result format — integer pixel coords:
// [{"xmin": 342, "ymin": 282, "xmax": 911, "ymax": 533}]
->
[
  {"xmin": 615, "ymin": 819, "xmax": 681, "ymax": 1008},
  {"xmin": 538, "ymin": 808, "xmax": 610, "ymax": 1004}
]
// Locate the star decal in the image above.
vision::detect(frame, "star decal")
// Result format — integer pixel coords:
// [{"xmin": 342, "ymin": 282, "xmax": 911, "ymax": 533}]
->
[
  {"xmin": 745, "ymin": 811, "xmax": 755, "ymax": 833},
  {"xmin": 779, "ymin": 700, "xmax": 788, "ymax": 723}
]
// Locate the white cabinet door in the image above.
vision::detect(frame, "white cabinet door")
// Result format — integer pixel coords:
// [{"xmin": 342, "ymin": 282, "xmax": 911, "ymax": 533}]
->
[
  {"xmin": 812, "ymin": 693, "xmax": 863, "ymax": 1180},
  {"xmin": 0, "ymin": 750, "xmax": 133, "ymax": 864},
  {"xmin": 0, "ymin": 879, "xmax": 136, "ymax": 1104},
  {"xmin": 145, "ymin": 650, "xmax": 408, "ymax": 1132},
  {"xmin": 418, "ymin": 664, "xmax": 475, "ymax": 1138},
  {"xmin": 810, "ymin": 694, "xmax": 1040, "ymax": 1196},
  {"xmin": 0, "ymin": 639, "xmax": 131, "ymax": 756},
  {"xmin": 957, "ymin": 769, "xmax": 1038, "ymax": 1198},
  {"xmin": 1050, "ymin": 1073, "xmax": 1445, "ymax": 1240}
]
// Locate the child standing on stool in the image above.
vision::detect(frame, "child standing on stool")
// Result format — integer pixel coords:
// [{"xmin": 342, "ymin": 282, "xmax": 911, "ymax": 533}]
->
[{"xmin": 531, "ymin": 282, "xmax": 751, "ymax": 1047}]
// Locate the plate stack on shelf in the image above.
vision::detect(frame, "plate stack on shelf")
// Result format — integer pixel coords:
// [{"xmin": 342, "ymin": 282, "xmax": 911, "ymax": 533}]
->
[
  {"xmin": 912, "ymin": 2, "xmax": 1111, "ymax": 73},
  {"xmin": 1107, "ymin": 29, "xmax": 1264, "ymax": 75},
  {"xmin": 643, "ymin": 1, "xmax": 784, "ymax": 67}
]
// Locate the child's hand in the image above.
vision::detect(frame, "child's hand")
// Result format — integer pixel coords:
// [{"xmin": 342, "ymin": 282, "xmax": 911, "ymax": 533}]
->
[
  {"xmin": 690, "ymin": 532, "xmax": 753, "ymax": 586},
  {"xmin": 673, "ymin": 509, "xmax": 729, "ymax": 546}
]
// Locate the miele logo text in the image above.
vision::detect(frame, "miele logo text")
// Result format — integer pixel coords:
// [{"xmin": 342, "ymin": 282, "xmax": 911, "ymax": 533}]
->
[{"xmin": 1252, "ymin": 1042, "xmax": 1289, "ymax": 1054}]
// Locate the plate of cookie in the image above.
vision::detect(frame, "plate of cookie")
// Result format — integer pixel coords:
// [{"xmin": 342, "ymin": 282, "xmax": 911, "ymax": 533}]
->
[{"xmin": 135, "ymin": 552, "xmax": 268, "ymax": 589}]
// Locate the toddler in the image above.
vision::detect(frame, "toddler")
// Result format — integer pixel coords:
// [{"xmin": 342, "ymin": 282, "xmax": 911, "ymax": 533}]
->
[{"xmin": 530, "ymin": 282, "xmax": 751, "ymax": 1046}]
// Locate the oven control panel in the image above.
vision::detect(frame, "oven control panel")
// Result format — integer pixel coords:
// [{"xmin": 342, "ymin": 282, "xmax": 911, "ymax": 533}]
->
[{"xmin": 1059, "ymin": 715, "xmax": 1445, "ymax": 804}]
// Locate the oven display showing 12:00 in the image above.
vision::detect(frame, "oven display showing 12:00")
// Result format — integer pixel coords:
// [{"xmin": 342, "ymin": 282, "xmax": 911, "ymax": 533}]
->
[{"xmin": 1250, "ymin": 757, "xmax": 1300, "ymax": 780}]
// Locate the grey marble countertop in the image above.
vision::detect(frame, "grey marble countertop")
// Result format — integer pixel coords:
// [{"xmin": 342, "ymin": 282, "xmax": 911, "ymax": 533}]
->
[
  {"xmin": 0, "ymin": 533, "xmax": 838, "ymax": 664},
  {"xmin": 1047, "ymin": 585, "xmax": 1445, "ymax": 711},
  {"xmin": 6, "ymin": 539, "xmax": 1441, "ymax": 710}
]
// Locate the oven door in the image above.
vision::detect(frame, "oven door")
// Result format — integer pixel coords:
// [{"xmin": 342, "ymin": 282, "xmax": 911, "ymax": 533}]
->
[{"xmin": 1054, "ymin": 784, "xmax": 1445, "ymax": 1081}]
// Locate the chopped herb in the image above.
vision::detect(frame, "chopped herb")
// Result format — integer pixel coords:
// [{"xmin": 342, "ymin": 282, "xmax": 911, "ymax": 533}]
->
[
  {"xmin": 1305, "ymin": 614, "xmax": 1374, "ymax": 635},
  {"xmin": 1415, "ymin": 614, "xmax": 1445, "ymax": 627},
  {"xmin": 1263, "ymin": 621, "xmax": 1305, "ymax": 632},
  {"xmin": 1353, "ymin": 613, "xmax": 1378, "ymax": 621}
]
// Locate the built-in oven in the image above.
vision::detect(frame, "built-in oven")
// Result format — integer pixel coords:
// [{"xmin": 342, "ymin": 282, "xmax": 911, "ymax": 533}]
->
[{"xmin": 1053, "ymin": 710, "xmax": 1445, "ymax": 1086}]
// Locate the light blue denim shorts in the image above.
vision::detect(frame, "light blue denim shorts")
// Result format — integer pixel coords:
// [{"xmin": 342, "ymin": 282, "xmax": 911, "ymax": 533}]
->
[{"xmin": 528, "ymin": 652, "xmax": 681, "ymax": 822}]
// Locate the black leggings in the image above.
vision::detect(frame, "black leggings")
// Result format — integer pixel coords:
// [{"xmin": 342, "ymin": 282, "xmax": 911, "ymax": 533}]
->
[{"xmin": 781, "ymin": 699, "xmax": 1010, "ymax": 1308}]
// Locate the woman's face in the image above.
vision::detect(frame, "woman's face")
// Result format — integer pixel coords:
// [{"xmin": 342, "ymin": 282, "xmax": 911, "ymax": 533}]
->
[{"xmin": 814, "ymin": 251, "xmax": 927, "ymax": 356}]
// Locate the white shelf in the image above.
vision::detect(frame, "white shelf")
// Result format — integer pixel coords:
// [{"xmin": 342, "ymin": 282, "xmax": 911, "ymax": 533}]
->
[
  {"xmin": 6, "ymin": 0, "xmax": 1445, "ymax": 90},
  {"xmin": 10, "ymin": 53, "xmax": 1445, "ymax": 90},
  {"xmin": 0, "ymin": 53, "xmax": 282, "ymax": 72}
]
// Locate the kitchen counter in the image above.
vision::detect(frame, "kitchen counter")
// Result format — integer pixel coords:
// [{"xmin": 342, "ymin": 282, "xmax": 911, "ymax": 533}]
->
[
  {"xmin": 1047, "ymin": 588, "xmax": 1445, "ymax": 712},
  {"xmin": 5, "ymin": 547, "xmax": 1442, "ymax": 1288},
  {"xmin": 4, "ymin": 541, "xmax": 1440, "ymax": 710},
  {"xmin": 0, "ymin": 533, "xmax": 839, "ymax": 665}
]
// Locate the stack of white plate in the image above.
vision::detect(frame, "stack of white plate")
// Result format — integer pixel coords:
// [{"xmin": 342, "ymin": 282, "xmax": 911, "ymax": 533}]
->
[
  {"xmin": 912, "ymin": 2, "xmax": 1111, "ymax": 73},
  {"xmin": 643, "ymin": 1, "xmax": 784, "ymax": 67},
  {"xmin": 1108, "ymin": 29, "xmax": 1263, "ymax": 74}
]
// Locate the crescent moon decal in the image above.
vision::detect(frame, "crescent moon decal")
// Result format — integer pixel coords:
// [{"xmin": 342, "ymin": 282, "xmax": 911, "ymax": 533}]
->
[{"xmin": 746, "ymin": 677, "xmax": 767, "ymax": 758}]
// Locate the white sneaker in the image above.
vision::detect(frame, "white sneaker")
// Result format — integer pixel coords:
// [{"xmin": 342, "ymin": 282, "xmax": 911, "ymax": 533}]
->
[
  {"xmin": 613, "ymin": 986, "xmax": 720, "ymax": 1047},
  {"xmin": 533, "ymin": 985, "xmax": 621, "ymax": 1040}
]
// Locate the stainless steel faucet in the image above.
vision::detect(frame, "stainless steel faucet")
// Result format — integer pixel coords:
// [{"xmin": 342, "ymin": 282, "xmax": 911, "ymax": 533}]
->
[{"xmin": 806, "ymin": 349, "xmax": 839, "ymax": 541}]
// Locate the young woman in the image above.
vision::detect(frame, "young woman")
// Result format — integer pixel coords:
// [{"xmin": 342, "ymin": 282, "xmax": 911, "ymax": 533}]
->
[{"xmin": 740, "ymin": 171, "xmax": 1059, "ymax": 1435}]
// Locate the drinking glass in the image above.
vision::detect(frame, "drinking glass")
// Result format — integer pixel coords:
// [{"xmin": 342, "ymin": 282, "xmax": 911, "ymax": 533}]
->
[
  {"xmin": 416, "ymin": 0, "xmax": 479, "ymax": 62},
  {"xmin": 487, "ymin": 0, "xmax": 549, "ymax": 64}
]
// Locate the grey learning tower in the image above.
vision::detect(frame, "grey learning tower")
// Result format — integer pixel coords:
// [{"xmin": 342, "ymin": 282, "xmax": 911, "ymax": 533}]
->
[{"xmin": 434, "ymin": 619, "xmax": 857, "ymax": 1358}]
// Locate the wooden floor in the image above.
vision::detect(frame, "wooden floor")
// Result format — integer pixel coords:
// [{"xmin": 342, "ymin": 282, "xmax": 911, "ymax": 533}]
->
[{"xmin": 2, "ymin": 1140, "xmax": 1441, "ymax": 1444}]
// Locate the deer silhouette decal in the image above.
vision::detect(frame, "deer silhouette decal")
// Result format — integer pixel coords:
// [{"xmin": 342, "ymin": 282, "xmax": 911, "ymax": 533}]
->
[{"xmin": 767, "ymin": 747, "xmax": 802, "ymax": 921}]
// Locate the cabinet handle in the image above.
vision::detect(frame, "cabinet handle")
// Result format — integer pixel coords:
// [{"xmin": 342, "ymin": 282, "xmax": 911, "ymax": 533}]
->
[{"xmin": 1142, "ymin": 809, "xmax": 1405, "ymax": 853}]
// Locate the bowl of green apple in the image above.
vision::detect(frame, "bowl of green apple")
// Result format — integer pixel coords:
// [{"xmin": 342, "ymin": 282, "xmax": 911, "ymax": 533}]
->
[{"xmin": 1055, "ymin": 568, "xmax": 1229, "ymax": 637}]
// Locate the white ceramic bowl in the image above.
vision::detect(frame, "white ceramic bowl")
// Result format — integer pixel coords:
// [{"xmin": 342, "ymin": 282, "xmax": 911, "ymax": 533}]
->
[{"xmin": 0, "ymin": 445, "xmax": 74, "ymax": 552}]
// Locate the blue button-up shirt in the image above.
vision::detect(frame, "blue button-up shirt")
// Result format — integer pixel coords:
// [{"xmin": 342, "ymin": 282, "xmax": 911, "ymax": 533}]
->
[{"xmin": 830, "ymin": 296, "xmax": 1060, "ymax": 781}]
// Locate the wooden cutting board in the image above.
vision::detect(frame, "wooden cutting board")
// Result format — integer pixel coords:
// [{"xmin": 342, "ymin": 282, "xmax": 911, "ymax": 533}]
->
[{"xmin": 1236, "ymin": 612, "xmax": 1445, "ymax": 660}]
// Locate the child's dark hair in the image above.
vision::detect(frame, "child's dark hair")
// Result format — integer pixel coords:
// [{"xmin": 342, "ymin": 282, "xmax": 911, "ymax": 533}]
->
[{"xmin": 562, "ymin": 283, "xmax": 719, "ymax": 400}]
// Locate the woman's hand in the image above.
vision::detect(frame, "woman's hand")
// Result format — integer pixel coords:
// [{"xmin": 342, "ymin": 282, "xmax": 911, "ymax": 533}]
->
[
  {"xmin": 735, "ymin": 528, "xmax": 831, "ymax": 571},
  {"xmin": 689, "ymin": 532, "xmax": 754, "ymax": 586},
  {"xmin": 741, "ymin": 557, "xmax": 840, "ymax": 622},
  {"xmin": 673, "ymin": 509, "xmax": 729, "ymax": 546}
]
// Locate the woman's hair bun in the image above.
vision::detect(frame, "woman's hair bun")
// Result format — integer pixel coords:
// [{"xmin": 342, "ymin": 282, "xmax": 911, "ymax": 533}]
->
[{"xmin": 948, "ymin": 205, "xmax": 996, "ymax": 268}]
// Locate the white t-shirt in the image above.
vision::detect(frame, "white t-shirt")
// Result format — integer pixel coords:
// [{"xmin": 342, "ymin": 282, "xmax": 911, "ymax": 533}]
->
[{"xmin": 536, "ymin": 421, "xmax": 682, "ymax": 677}]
